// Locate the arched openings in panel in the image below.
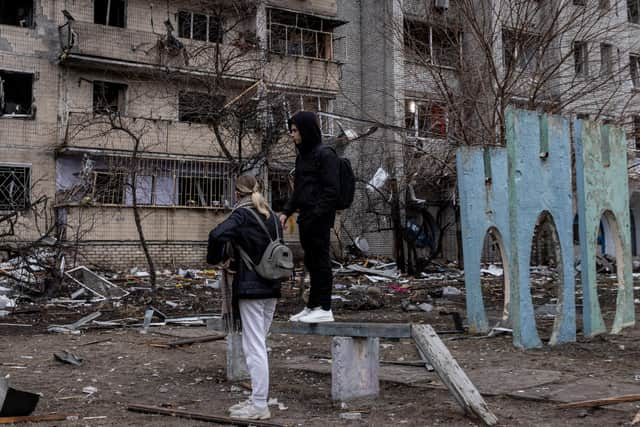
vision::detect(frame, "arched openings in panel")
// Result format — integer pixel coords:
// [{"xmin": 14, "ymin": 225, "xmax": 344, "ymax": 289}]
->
[
  {"xmin": 594, "ymin": 210, "xmax": 625, "ymax": 330},
  {"xmin": 480, "ymin": 227, "xmax": 510, "ymax": 326},
  {"xmin": 529, "ymin": 211, "xmax": 563, "ymax": 341}
]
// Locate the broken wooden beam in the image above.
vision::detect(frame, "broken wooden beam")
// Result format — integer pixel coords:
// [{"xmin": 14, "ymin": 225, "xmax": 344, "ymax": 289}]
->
[
  {"xmin": 0, "ymin": 414, "xmax": 74, "ymax": 424},
  {"xmin": 127, "ymin": 404, "xmax": 283, "ymax": 426},
  {"xmin": 411, "ymin": 324, "xmax": 498, "ymax": 426},
  {"xmin": 166, "ymin": 333, "xmax": 226, "ymax": 347},
  {"xmin": 558, "ymin": 394, "xmax": 640, "ymax": 409}
]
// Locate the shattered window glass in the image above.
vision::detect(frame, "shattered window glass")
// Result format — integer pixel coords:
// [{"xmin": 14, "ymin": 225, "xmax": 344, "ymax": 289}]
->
[
  {"xmin": 0, "ymin": 71, "xmax": 33, "ymax": 116},
  {"xmin": 0, "ymin": 165, "xmax": 30, "ymax": 211},
  {"xmin": 93, "ymin": 172, "xmax": 125, "ymax": 205},
  {"xmin": 94, "ymin": 0, "xmax": 126, "ymax": 28},
  {"xmin": 192, "ymin": 13, "xmax": 207, "ymax": 41},
  {"xmin": 177, "ymin": 11, "xmax": 224, "ymax": 43},
  {"xmin": 268, "ymin": 8, "xmax": 336, "ymax": 60},
  {"xmin": 93, "ymin": 81, "xmax": 127, "ymax": 114},
  {"xmin": 177, "ymin": 11, "xmax": 191, "ymax": 38},
  {"xmin": 0, "ymin": 1, "xmax": 34, "ymax": 28}
]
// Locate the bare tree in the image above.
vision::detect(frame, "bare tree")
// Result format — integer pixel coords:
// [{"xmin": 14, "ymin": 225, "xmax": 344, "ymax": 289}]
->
[{"xmin": 344, "ymin": 0, "xmax": 640, "ymax": 272}]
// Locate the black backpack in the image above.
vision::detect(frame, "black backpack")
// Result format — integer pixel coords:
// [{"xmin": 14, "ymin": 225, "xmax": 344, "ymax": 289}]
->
[{"xmin": 316, "ymin": 145, "xmax": 356, "ymax": 211}]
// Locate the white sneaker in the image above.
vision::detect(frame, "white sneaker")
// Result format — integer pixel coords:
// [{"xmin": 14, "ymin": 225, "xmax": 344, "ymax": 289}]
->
[
  {"xmin": 299, "ymin": 308, "xmax": 334, "ymax": 323},
  {"xmin": 230, "ymin": 403, "xmax": 271, "ymax": 420},
  {"xmin": 228, "ymin": 399, "xmax": 251, "ymax": 413},
  {"xmin": 289, "ymin": 307, "xmax": 312, "ymax": 321}
]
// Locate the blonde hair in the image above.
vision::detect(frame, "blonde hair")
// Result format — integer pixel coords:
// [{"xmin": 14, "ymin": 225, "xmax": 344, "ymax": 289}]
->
[{"xmin": 235, "ymin": 175, "xmax": 270, "ymax": 218}]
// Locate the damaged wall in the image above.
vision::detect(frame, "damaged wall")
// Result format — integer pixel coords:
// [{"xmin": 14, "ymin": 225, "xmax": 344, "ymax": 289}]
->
[
  {"xmin": 457, "ymin": 109, "xmax": 577, "ymax": 349},
  {"xmin": 574, "ymin": 119, "xmax": 635, "ymax": 336}
]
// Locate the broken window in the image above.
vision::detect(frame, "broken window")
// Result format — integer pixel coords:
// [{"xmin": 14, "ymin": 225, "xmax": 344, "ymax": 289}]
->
[
  {"xmin": 178, "ymin": 92, "xmax": 226, "ymax": 123},
  {"xmin": 574, "ymin": 41, "xmax": 589, "ymax": 77},
  {"xmin": 269, "ymin": 170, "xmax": 292, "ymax": 212},
  {"xmin": 94, "ymin": 0, "xmax": 127, "ymax": 28},
  {"xmin": 0, "ymin": 1, "xmax": 33, "ymax": 28},
  {"xmin": 502, "ymin": 29, "xmax": 540, "ymax": 72},
  {"xmin": 631, "ymin": 54, "xmax": 640, "ymax": 87},
  {"xmin": 632, "ymin": 115, "xmax": 640, "ymax": 151},
  {"xmin": 85, "ymin": 157, "xmax": 232, "ymax": 208},
  {"xmin": 281, "ymin": 93, "xmax": 334, "ymax": 135},
  {"xmin": 93, "ymin": 81, "xmax": 127, "ymax": 114},
  {"xmin": 267, "ymin": 8, "xmax": 341, "ymax": 60},
  {"xmin": 405, "ymin": 99, "xmax": 447, "ymax": 139},
  {"xmin": 92, "ymin": 172, "xmax": 125, "ymax": 205},
  {"xmin": 0, "ymin": 165, "xmax": 30, "ymax": 211},
  {"xmin": 629, "ymin": 0, "xmax": 640, "ymax": 23},
  {"xmin": 600, "ymin": 43, "xmax": 613, "ymax": 76},
  {"xmin": 0, "ymin": 71, "xmax": 33, "ymax": 117},
  {"xmin": 177, "ymin": 176, "xmax": 225, "ymax": 207},
  {"xmin": 404, "ymin": 20, "xmax": 461, "ymax": 68},
  {"xmin": 177, "ymin": 11, "xmax": 224, "ymax": 43}
]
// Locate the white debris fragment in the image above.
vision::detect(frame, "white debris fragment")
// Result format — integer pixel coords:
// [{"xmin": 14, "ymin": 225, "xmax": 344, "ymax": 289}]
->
[
  {"xmin": 82, "ymin": 386, "xmax": 98, "ymax": 395},
  {"xmin": 367, "ymin": 167, "xmax": 388, "ymax": 192},
  {"xmin": 480, "ymin": 264, "xmax": 504, "ymax": 277}
]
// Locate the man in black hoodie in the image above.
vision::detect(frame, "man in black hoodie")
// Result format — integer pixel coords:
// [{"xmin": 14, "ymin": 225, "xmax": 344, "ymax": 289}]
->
[{"xmin": 279, "ymin": 111, "xmax": 340, "ymax": 323}]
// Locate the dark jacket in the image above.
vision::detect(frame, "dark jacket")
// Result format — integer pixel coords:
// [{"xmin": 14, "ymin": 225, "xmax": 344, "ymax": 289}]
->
[
  {"xmin": 207, "ymin": 201, "xmax": 282, "ymax": 299},
  {"xmin": 283, "ymin": 111, "xmax": 340, "ymax": 227}
]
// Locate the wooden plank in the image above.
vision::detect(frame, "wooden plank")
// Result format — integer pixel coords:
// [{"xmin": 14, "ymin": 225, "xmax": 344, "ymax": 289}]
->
[
  {"xmin": 412, "ymin": 324, "xmax": 498, "ymax": 426},
  {"xmin": 558, "ymin": 394, "xmax": 640, "ymax": 409},
  {"xmin": 127, "ymin": 404, "xmax": 284, "ymax": 427},
  {"xmin": 166, "ymin": 333, "xmax": 226, "ymax": 347},
  {"xmin": 0, "ymin": 414, "xmax": 74, "ymax": 424}
]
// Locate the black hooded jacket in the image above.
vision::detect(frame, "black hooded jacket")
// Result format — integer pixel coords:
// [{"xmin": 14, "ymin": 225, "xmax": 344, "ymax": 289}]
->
[{"xmin": 283, "ymin": 111, "xmax": 340, "ymax": 227}]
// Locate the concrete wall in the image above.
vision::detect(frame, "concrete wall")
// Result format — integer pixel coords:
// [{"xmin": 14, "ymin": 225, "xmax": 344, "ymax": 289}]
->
[{"xmin": 574, "ymin": 118, "xmax": 635, "ymax": 336}]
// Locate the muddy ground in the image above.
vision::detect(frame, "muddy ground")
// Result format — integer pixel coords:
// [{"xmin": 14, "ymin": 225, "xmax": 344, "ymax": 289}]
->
[{"xmin": 0, "ymin": 268, "xmax": 639, "ymax": 426}]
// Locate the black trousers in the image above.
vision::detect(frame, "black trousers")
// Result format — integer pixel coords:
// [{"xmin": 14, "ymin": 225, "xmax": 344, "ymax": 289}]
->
[{"xmin": 299, "ymin": 220, "xmax": 332, "ymax": 310}]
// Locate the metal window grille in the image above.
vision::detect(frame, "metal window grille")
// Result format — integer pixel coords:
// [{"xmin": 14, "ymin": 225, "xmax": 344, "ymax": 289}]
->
[
  {"xmin": 0, "ymin": 165, "xmax": 30, "ymax": 211},
  {"xmin": 90, "ymin": 157, "xmax": 233, "ymax": 208}
]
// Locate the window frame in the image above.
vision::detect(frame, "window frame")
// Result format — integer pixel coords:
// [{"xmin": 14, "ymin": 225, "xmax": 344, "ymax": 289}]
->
[
  {"xmin": 177, "ymin": 10, "xmax": 224, "ymax": 44},
  {"xmin": 405, "ymin": 99, "xmax": 448, "ymax": 140},
  {"xmin": 92, "ymin": 80, "xmax": 128, "ymax": 115},
  {"xmin": 630, "ymin": 54, "xmax": 640, "ymax": 88},
  {"xmin": 574, "ymin": 41, "xmax": 589, "ymax": 77},
  {"xmin": 267, "ymin": 8, "xmax": 336, "ymax": 61},
  {"xmin": 0, "ymin": 1, "xmax": 34, "ymax": 28},
  {"xmin": 94, "ymin": 0, "xmax": 127, "ymax": 28},
  {"xmin": 404, "ymin": 19, "xmax": 462, "ymax": 69},
  {"xmin": 0, "ymin": 70, "xmax": 34, "ymax": 118},
  {"xmin": 0, "ymin": 164, "xmax": 31, "ymax": 212}
]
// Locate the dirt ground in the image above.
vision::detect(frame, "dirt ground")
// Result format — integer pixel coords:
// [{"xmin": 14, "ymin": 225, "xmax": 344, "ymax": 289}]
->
[{"xmin": 1, "ymin": 268, "xmax": 639, "ymax": 426}]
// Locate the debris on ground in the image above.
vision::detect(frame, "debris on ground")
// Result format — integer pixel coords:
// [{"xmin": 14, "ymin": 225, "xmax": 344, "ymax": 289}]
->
[{"xmin": 53, "ymin": 350, "xmax": 83, "ymax": 366}]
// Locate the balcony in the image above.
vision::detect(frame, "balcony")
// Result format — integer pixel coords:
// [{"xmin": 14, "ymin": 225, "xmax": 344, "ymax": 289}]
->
[
  {"xmin": 60, "ymin": 111, "xmax": 246, "ymax": 158},
  {"xmin": 58, "ymin": 20, "xmax": 260, "ymax": 81}
]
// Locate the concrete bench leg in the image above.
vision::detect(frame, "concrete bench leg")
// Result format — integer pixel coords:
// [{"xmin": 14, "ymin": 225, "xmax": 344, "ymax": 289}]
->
[
  {"xmin": 331, "ymin": 336, "xmax": 379, "ymax": 401},
  {"xmin": 226, "ymin": 332, "xmax": 250, "ymax": 381}
]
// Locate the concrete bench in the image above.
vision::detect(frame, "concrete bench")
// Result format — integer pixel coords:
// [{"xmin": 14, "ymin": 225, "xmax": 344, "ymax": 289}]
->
[
  {"xmin": 208, "ymin": 320, "xmax": 411, "ymax": 401},
  {"xmin": 207, "ymin": 320, "xmax": 497, "ymax": 425}
]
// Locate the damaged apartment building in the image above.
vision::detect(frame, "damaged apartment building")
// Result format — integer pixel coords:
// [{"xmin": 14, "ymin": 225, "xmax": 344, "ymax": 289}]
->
[
  {"xmin": 4, "ymin": 0, "xmax": 640, "ymax": 270},
  {"xmin": 0, "ymin": 0, "xmax": 347, "ymax": 269}
]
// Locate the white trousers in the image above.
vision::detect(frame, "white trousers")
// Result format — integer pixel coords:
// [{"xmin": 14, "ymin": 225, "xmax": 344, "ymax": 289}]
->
[{"xmin": 239, "ymin": 298, "xmax": 277, "ymax": 407}]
